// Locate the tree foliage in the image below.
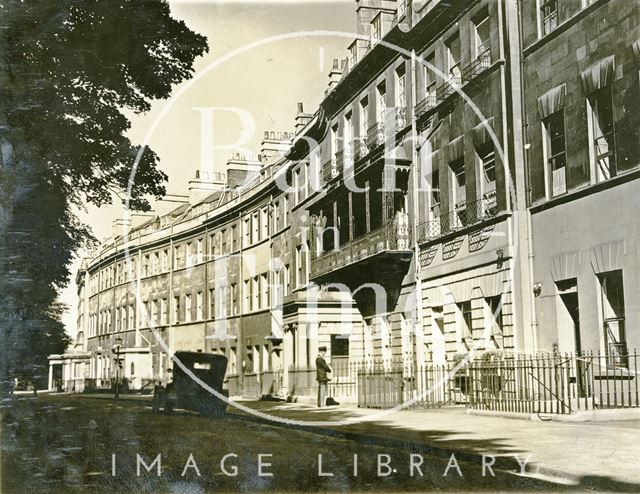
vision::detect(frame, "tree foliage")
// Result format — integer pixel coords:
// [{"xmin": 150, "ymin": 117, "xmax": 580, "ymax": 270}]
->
[{"xmin": 0, "ymin": 0, "xmax": 208, "ymax": 390}]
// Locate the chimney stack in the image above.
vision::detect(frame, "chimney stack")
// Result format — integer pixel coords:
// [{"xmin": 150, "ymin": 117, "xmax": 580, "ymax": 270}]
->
[
  {"xmin": 260, "ymin": 131, "xmax": 294, "ymax": 163},
  {"xmin": 327, "ymin": 58, "xmax": 343, "ymax": 91},
  {"xmin": 112, "ymin": 218, "xmax": 132, "ymax": 238},
  {"xmin": 355, "ymin": 0, "xmax": 397, "ymax": 37},
  {"xmin": 188, "ymin": 169, "xmax": 226, "ymax": 203},
  {"xmin": 295, "ymin": 102, "xmax": 313, "ymax": 134}
]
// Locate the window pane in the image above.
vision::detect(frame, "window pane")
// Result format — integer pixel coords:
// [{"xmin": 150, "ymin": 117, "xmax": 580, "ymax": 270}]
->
[
  {"xmin": 599, "ymin": 270, "xmax": 627, "ymax": 367},
  {"xmin": 541, "ymin": 0, "xmax": 558, "ymax": 35},
  {"xmin": 330, "ymin": 334, "xmax": 350, "ymax": 357},
  {"xmin": 475, "ymin": 14, "xmax": 490, "ymax": 55}
]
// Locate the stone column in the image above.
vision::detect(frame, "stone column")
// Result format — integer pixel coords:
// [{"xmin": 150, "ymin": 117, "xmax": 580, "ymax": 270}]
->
[
  {"xmin": 48, "ymin": 364, "xmax": 54, "ymax": 391},
  {"xmin": 363, "ymin": 318, "xmax": 374, "ymax": 368},
  {"xmin": 308, "ymin": 322, "xmax": 319, "ymax": 369},
  {"xmin": 282, "ymin": 325, "xmax": 295, "ymax": 392},
  {"xmin": 297, "ymin": 323, "xmax": 308, "ymax": 369}
]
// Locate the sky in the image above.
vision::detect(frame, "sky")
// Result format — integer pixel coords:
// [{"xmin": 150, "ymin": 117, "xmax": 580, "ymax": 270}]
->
[{"xmin": 59, "ymin": 0, "xmax": 356, "ymax": 335}]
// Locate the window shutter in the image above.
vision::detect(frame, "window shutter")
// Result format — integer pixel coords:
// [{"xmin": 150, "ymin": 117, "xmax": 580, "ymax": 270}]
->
[
  {"xmin": 580, "ymin": 56, "xmax": 615, "ymax": 95},
  {"xmin": 537, "ymin": 84, "xmax": 566, "ymax": 120}
]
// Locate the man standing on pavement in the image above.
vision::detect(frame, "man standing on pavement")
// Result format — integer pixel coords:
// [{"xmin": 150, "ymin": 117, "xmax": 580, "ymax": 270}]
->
[{"xmin": 316, "ymin": 346, "xmax": 332, "ymax": 407}]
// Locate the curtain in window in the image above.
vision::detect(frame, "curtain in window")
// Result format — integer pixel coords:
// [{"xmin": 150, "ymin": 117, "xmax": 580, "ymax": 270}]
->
[
  {"xmin": 472, "ymin": 117, "xmax": 495, "ymax": 148},
  {"xmin": 537, "ymin": 84, "xmax": 566, "ymax": 120},
  {"xmin": 445, "ymin": 135, "xmax": 464, "ymax": 163},
  {"xmin": 580, "ymin": 56, "xmax": 615, "ymax": 95}
]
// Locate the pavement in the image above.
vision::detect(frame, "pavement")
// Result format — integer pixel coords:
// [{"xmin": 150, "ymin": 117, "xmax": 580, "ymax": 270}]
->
[{"xmin": 225, "ymin": 399, "xmax": 640, "ymax": 490}]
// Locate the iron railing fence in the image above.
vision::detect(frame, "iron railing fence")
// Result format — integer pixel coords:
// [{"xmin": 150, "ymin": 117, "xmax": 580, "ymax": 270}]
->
[
  {"xmin": 287, "ymin": 367, "xmax": 316, "ymax": 397},
  {"xmin": 248, "ymin": 359, "xmax": 463, "ymax": 407},
  {"xmin": 260, "ymin": 369, "xmax": 284, "ymax": 397},
  {"xmin": 467, "ymin": 351, "xmax": 640, "ymax": 414},
  {"xmin": 356, "ymin": 359, "xmax": 462, "ymax": 408},
  {"xmin": 241, "ymin": 372, "xmax": 261, "ymax": 398},
  {"xmin": 225, "ymin": 374, "xmax": 240, "ymax": 396},
  {"xmin": 223, "ymin": 351, "xmax": 638, "ymax": 414}
]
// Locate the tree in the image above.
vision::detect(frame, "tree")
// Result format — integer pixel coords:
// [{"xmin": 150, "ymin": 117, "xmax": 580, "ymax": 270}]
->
[{"xmin": 0, "ymin": 0, "xmax": 208, "ymax": 391}]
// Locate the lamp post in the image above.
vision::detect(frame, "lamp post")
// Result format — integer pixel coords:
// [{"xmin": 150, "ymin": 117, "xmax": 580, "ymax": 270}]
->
[{"xmin": 114, "ymin": 337, "xmax": 122, "ymax": 400}]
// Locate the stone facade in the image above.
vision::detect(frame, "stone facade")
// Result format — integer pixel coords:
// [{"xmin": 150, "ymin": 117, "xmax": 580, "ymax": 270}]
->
[
  {"xmin": 522, "ymin": 0, "xmax": 640, "ymax": 361},
  {"xmin": 49, "ymin": 0, "xmax": 640, "ymax": 401}
]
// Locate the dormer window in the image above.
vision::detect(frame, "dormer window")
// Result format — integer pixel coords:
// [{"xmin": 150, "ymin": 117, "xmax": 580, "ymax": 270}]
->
[{"xmin": 349, "ymin": 41, "xmax": 357, "ymax": 69}]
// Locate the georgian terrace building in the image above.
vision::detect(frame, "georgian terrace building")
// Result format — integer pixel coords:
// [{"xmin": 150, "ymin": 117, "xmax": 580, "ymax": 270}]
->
[
  {"xmin": 521, "ymin": 0, "xmax": 640, "ymax": 361},
  {"xmin": 49, "ymin": 0, "xmax": 639, "ymax": 407},
  {"xmin": 48, "ymin": 0, "xmax": 533, "ymax": 399},
  {"xmin": 47, "ymin": 121, "xmax": 365, "ymax": 397}
]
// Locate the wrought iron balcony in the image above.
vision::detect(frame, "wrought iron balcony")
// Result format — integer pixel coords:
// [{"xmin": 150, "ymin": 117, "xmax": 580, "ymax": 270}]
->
[
  {"xmin": 365, "ymin": 108, "xmax": 406, "ymax": 151},
  {"xmin": 322, "ymin": 158, "xmax": 339, "ymax": 183},
  {"xmin": 394, "ymin": 106, "xmax": 407, "ymax": 131},
  {"xmin": 311, "ymin": 217, "xmax": 411, "ymax": 280},
  {"xmin": 335, "ymin": 149, "xmax": 344, "ymax": 171},
  {"xmin": 415, "ymin": 94, "xmax": 437, "ymax": 118},
  {"xmin": 435, "ymin": 70, "xmax": 462, "ymax": 101},
  {"xmin": 367, "ymin": 121, "xmax": 385, "ymax": 150},
  {"xmin": 462, "ymin": 48, "xmax": 492, "ymax": 83},
  {"xmin": 416, "ymin": 194, "xmax": 498, "ymax": 244},
  {"xmin": 356, "ymin": 136, "xmax": 369, "ymax": 159}
]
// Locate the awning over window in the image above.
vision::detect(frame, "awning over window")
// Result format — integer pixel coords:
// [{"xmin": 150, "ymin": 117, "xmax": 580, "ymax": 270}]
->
[
  {"xmin": 537, "ymin": 84, "xmax": 566, "ymax": 120},
  {"xmin": 423, "ymin": 147, "xmax": 439, "ymax": 172},
  {"xmin": 445, "ymin": 135, "xmax": 464, "ymax": 163},
  {"xmin": 580, "ymin": 56, "xmax": 615, "ymax": 95},
  {"xmin": 472, "ymin": 117, "xmax": 495, "ymax": 148}
]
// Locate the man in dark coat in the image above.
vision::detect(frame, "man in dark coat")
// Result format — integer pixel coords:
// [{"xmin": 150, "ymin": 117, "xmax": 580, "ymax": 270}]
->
[{"xmin": 316, "ymin": 346, "xmax": 332, "ymax": 407}]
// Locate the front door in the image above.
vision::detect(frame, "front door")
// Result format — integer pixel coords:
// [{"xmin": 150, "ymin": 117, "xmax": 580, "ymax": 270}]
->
[{"xmin": 560, "ymin": 290, "xmax": 586, "ymax": 397}]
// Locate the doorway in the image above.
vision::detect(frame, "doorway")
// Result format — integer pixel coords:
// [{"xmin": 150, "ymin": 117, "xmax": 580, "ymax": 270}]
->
[{"xmin": 557, "ymin": 279, "xmax": 586, "ymax": 397}]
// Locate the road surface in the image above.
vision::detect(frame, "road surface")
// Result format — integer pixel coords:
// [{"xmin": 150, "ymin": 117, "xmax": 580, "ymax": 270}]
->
[{"xmin": 1, "ymin": 394, "xmax": 576, "ymax": 492}]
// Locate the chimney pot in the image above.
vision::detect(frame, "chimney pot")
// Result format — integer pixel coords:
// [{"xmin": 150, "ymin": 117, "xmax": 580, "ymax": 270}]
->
[
  {"xmin": 332, "ymin": 58, "xmax": 339, "ymax": 69},
  {"xmin": 297, "ymin": 102, "xmax": 303, "ymax": 113}
]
